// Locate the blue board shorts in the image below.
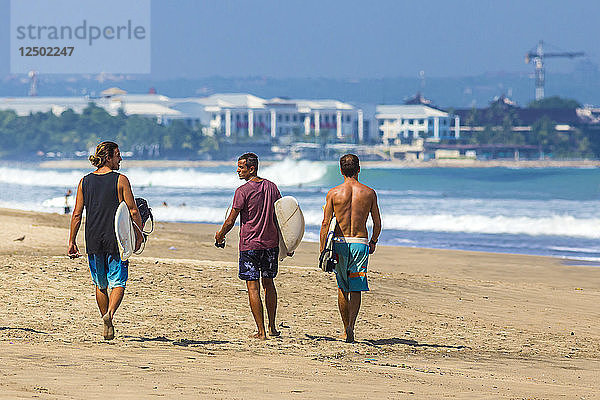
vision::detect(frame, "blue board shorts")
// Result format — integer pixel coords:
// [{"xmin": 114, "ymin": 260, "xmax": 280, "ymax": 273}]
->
[
  {"xmin": 88, "ymin": 253, "xmax": 128, "ymax": 289},
  {"xmin": 333, "ymin": 239, "xmax": 369, "ymax": 292},
  {"xmin": 239, "ymin": 247, "xmax": 279, "ymax": 281}
]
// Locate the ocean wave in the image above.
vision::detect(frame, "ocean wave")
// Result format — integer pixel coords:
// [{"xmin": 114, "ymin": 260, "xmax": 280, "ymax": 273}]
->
[
  {"xmin": 0, "ymin": 159, "xmax": 328, "ymax": 189},
  {"xmin": 559, "ymin": 256, "xmax": 600, "ymax": 263},
  {"xmin": 375, "ymin": 189, "xmax": 443, "ymax": 196},
  {"xmin": 126, "ymin": 169, "xmax": 239, "ymax": 189},
  {"xmin": 0, "ymin": 167, "xmax": 82, "ymax": 188},
  {"xmin": 391, "ymin": 238, "xmax": 417, "ymax": 244},
  {"xmin": 0, "ymin": 200, "xmax": 60, "ymax": 213},
  {"xmin": 549, "ymin": 246, "xmax": 600, "ymax": 254},
  {"xmin": 261, "ymin": 159, "xmax": 328, "ymax": 187},
  {"xmin": 128, "ymin": 159, "xmax": 327, "ymax": 188},
  {"xmin": 378, "ymin": 213, "xmax": 600, "ymax": 239},
  {"xmin": 288, "ymin": 209, "xmax": 600, "ymax": 239},
  {"xmin": 149, "ymin": 205, "xmax": 228, "ymax": 223},
  {"xmin": 42, "ymin": 196, "xmax": 75, "ymax": 208}
]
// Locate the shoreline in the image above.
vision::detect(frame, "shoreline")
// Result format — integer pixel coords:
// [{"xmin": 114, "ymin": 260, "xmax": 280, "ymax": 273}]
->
[
  {"xmin": 33, "ymin": 158, "xmax": 600, "ymax": 169},
  {"xmin": 0, "ymin": 206, "xmax": 596, "ymax": 266}
]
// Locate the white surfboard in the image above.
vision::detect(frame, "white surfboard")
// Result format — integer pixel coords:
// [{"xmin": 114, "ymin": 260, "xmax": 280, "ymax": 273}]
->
[
  {"xmin": 274, "ymin": 196, "xmax": 305, "ymax": 261},
  {"xmin": 114, "ymin": 201, "xmax": 135, "ymax": 261}
]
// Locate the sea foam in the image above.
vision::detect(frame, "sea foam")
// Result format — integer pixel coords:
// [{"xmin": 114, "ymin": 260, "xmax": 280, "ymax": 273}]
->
[
  {"xmin": 0, "ymin": 167, "xmax": 83, "ymax": 188},
  {"xmin": 378, "ymin": 213, "xmax": 600, "ymax": 239},
  {"xmin": 0, "ymin": 159, "xmax": 328, "ymax": 189}
]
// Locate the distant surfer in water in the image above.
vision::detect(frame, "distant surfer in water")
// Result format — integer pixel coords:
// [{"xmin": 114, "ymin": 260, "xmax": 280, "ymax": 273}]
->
[
  {"xmin": 215, "ymin": 153, "xmax": 282, "ymax": 340},
  {"xmin": 67, "ymin": 141, "xmax": 143, "ymax": 340},
  {"xmin": 64, "ymin": 189, "xmax": 72, "ymax": 214},
  {"xmin": 320, "ymin": 154, "xmax": 381, "ymax": 343}
]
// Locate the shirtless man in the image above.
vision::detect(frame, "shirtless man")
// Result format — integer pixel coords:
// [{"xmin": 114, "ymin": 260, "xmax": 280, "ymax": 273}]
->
[{"xmin": 320, "ymin": 154, "xmax": 381, "ymax": 343}]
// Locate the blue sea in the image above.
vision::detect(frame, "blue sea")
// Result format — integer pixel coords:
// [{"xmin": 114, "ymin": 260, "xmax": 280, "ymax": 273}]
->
[{"xmin": 1, "ymin": 160, "xmax": 600, "ymax": 262}]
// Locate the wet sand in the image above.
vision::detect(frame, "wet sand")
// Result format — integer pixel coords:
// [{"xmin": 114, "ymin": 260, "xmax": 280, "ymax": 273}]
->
[{"xmin": 1, "ymin": 208, "xmax": 599, "ymax": 399}]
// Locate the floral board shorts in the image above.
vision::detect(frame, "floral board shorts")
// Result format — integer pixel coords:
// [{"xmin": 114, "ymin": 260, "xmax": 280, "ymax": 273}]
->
[{"xmin": 238, "ymin": 247, "xmax": 279, "ymax": 281}]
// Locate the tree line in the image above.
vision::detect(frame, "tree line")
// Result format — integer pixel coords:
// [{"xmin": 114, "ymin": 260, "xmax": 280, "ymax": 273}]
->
[
  {"xmin": 1, "ymin": 97, "xmax": 599, "ymax": 160},
  {"xmin": 0, "ymin": 103, "xmax": 218, "ymax": 160},
  {"xmin": 454, "ymin": 97, "xmax": 599, "ymax": 159}
]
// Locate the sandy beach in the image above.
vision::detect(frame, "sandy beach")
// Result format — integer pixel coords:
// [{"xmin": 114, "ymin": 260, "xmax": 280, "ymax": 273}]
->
[{"xmin": 1, "ymin": 207, "xmax": 599, "ymax": 399}]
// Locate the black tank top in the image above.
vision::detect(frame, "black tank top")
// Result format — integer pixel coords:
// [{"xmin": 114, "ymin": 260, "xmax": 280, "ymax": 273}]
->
[{"xmin": 82, "ymin": 171, "xmax": 120, "ymax": 255}]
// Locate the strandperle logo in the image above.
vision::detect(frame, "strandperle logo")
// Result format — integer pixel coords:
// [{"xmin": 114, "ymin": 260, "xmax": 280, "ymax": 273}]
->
[
  {"xmin": 15, "ymin": 20, "xmax": 147, "ymax": 46},
  {"xmin": 10, "ymin": 0, "xmax": 151, "ymax": 74}
]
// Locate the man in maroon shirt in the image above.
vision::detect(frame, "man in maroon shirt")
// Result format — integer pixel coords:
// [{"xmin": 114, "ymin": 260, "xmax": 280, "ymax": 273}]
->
[{"xmin": 215, "ymin": 153, "xmax": 282, "ymax": 340}]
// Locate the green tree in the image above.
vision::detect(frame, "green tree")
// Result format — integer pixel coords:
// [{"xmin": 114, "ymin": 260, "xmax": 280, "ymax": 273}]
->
[
  {"xmin": 0, "ymin": 104, "xmax": 211, "ymax": 160},
  {"xmin": 200, "ymin": 136, "xmax": 220, "ymax": 153},
  {"xmin": 528, "ymin": 96, "xmax": 581, "ymax": 109}
]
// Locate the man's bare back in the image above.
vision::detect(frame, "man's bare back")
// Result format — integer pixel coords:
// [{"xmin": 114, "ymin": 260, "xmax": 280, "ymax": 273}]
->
[
  {"xmin": 330, "ymin": 180, "xmax": 376, "ymax": 237},
  {"xmin": 320, "ymin": 176, "xmax": 381, "ymax": 254}
]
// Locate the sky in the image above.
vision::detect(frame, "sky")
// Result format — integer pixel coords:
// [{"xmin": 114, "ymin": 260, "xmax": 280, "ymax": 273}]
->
[{"xmin": 0, "ymin": 0, "xmax": 598, "ymax": 79}]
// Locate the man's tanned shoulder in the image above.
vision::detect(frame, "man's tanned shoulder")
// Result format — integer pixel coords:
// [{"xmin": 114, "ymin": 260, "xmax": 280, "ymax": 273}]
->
[
  {"xmin": 361, "ymin": 182, "xmax": 376, "ymax": 194},
  {"xmin": 326, "ymin": 184, "xmax": 344, "ymax": 201},
  {"xmin": 350, "ymin": 181, "xmax": 376, "ymax": 197}
]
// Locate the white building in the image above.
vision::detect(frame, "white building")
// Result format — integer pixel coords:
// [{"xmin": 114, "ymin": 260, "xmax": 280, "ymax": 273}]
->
[
  {"xmin": 0, "ymin": 96, "xmax": 90, "ymax": 116},
  {"xmin": 0, "ymin": 91, "xmax": 369, "ymax": 143},
  {"xmin": 0, "ymin": 92, "xmax": 182, "ymax": 121},
  {"xmin": 172, "ymin": 94, "xmax": 366, "ymax": 141},
  {"xmin": 375, "ymin": 105, "xmax": 460, "ymax": 144}
]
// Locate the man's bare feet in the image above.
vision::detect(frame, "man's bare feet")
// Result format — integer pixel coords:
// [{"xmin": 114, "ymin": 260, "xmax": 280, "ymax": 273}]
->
[
  {"xmin": 268, "ymin": 327, "xmax": 280, "ymax": 337},
  {"xmin": 345, "ymin": 327, "xmax": 355, "ymax": 343},
  {"xmin": 249, "ymin": 332, "xmax": 267, "ymax": 340},
  {"xmin": 102, "ymin": 312, "xmax": 114, "ymax": 340}
]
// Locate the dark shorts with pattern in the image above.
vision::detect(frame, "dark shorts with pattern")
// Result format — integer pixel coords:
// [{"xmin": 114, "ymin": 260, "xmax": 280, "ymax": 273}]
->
[{"xmin": 238, "ymin": 247, "xmax": 279, "ymax": 281}]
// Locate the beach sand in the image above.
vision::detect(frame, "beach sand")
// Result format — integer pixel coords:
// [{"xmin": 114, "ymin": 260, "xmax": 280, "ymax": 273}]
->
[{"xmin": 1, "ymin": 207, "xmax": 599, "ymax": 399}]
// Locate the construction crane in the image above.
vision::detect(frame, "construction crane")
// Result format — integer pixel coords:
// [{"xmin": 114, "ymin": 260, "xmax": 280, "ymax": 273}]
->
[{"xmin": 525, "ymin": 40, "xmax": 584, "ymax": 101}]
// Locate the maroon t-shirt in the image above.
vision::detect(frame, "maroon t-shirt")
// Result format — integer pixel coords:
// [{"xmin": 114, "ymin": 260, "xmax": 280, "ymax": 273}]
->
[{"xmin": 233, "ymin": 179, "xmax": 282, "ymax": 251}]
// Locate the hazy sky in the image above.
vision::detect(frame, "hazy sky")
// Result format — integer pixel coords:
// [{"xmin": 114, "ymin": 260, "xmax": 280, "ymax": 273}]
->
[{"xmin": 0, "ymin": 0, "xmax": 597, "ymax": 79}]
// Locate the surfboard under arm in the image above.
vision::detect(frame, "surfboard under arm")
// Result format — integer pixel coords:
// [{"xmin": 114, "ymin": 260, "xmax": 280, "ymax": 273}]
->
[
  {"xmin": 274, "ymin": 196, "xmax": 305, "ymax": 261},
  {"xmin": 114, "ymin": 201, "xmax": 135, "ymax": 261}
]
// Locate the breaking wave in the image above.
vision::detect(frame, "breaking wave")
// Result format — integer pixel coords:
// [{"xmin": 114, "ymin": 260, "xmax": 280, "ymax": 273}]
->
[
  {"xmin": 151, "ymin": 208, "xmax": 600, "ymax": 239},
  {"xmin": 377, "ymin": 213, "xmax": 600, "ymax": 239},
  {"xmin": 0, "ymin": 159, "xmax": 328, "ymax": 189},
  {"xmin": 0, "ymin": 167, "xmax": 83, "ymax": 188}
]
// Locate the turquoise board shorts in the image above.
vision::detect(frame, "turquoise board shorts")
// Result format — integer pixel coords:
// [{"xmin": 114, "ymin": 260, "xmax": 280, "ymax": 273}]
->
[
  {"xmin": 88, "ymin": 253, "xmax": 128, "ymax": 289},
  {"xmin": 333, "ymin": 239, "xmax": 369, "ymax": 292}
]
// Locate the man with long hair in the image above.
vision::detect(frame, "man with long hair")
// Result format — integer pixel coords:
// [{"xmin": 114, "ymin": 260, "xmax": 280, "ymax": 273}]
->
[
  {"xmin": 320, "ymin": 154, "xmax": 381, "ymax": 343},
  {"xmin": 67, "ymin": 141, "xmax": 142, "ymax": 340}
]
